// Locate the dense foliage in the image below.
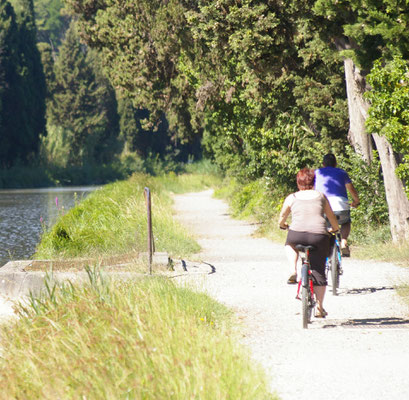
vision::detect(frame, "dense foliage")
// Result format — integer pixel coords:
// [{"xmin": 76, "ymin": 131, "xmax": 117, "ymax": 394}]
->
[
  {"xmin": 46, "ymin": 21, "xmax": 120, "ymax": 166},
  {"xmin": 0, "ymin": 0, "xmax": 46, "ymax": 167},
  {"xmin": 66, "ymin": 0, "xmax": 349, "ymax": 185},
  {"xmin": 34, "ymin": 0, "xmax": 69, "ymax": 47},
  {"xmin": 366, "ymin": 56, "xmax": 409, "ymax": 187},
  {"xmin": 3, "ymin": 0, "xmax": 409, "ymax": 238},
  {"xmin": 0, "ymin": 0, "xmax": 200, "ymax": 181}
]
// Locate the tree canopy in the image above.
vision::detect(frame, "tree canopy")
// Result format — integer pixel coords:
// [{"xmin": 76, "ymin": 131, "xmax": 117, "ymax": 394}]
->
[
  {"xmin": 47, "ymin": 21, "xmax": 120, "ymax": 166},
  {"xmin": 0, "ymin": 0, "xmax": 46, "ymax": 167},
  {"xmin": 66, "ymin": 0, "xmax": 349, "ymax": 183}
]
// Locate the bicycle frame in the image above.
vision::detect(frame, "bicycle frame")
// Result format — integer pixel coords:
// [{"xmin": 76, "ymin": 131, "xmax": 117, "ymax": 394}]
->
[
  {"xmin": 296, "ymin": 249, "xmax": 314, "ymax": 300},
  {"xmin": 294, "ymin": 245, "xmax": 317, "ymax": 328},
  {"xmin": 326, "ymin": 232, "xmax": 342, "ymax": 295}
]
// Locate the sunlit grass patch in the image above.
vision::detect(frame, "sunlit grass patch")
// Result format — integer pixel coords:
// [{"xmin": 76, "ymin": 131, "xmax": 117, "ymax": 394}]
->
[
  {"xmin": 353, "ymin": 240, "xmax": 409, "ymax": 267},
  {"xmin": 0, "ymin": 274, "xmax": 275, "ymax": 399},
  {"xmin": 34, "ymin": 172, "xmax": 221, "ymax": 261}
]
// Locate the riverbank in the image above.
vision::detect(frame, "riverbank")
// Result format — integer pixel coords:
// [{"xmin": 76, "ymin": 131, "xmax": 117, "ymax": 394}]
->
[
  {"xmin": 0, "ymin": 186, "xmax": 96, "ymax": 266},
  {"xmin": 0, "ymin": 183, "xmax": 273, "ymax": 398}
]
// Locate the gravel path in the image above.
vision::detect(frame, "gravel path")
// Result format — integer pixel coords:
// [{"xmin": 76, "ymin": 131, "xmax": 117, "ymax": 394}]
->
[{"xmin": 173, "ymin": 189, "xmax": 409, "ymax": 400}]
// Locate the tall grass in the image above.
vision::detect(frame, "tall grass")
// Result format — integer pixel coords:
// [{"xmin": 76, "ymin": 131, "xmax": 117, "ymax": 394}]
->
[
  {"xmin": 0, "ymin": 273, "xmax": 275, "ymax": 399},
  {"xmin": 35, "ymin": 172, "xmax": 221, "ymax": 260}
]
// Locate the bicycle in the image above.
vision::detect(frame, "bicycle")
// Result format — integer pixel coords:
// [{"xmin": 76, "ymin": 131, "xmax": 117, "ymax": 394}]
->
[
  {"xmin": 295, "ymin": 244, "xmax": 316, "ymax": 329},
  {"xmin": 326, "ymin": 232, "xmax": 343, "ymax": 296}
]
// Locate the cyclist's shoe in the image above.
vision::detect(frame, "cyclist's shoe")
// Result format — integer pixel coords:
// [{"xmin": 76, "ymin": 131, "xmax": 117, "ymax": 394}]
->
[
  {"xmin": 287, "ymin": 273, "xmax": 297, "ymax": 284},
  {"xmin": 315, "ymin": 308, "xmax": 328, "ymax": 318},
  {"xmin": 341, "ymin": 245, "xmax": 350, "ymax": 257}
]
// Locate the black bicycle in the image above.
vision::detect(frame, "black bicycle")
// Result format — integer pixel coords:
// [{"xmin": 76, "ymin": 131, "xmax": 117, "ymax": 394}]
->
[
  {"xmin": 295, "ymin": 244, "xmax": 316, "ymax": 329},
  {"xmin": 326, "ymin": 232, "xmax": 343, "ymax": 295}
]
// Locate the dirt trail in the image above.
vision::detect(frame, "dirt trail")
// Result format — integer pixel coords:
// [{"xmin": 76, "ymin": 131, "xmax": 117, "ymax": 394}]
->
[{"xmin": 173, "ymin": 189, "xmax": 409, "ymax": 400}]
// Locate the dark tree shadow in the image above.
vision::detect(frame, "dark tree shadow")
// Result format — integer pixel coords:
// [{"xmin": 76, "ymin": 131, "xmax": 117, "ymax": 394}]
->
[
  {"xmin": 322, "ymin": 317, "xmax": 409, "ymax": 329},
  {"xmin": 341, "ymin": 317, "xmax": 409, "ymax": 327},
  {"xmin": 341, "ymin": 286, "xmax": 395, "ymax": 295}
]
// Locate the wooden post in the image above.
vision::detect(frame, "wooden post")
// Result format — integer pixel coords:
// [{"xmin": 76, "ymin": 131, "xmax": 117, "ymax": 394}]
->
[{"xmin": 144, "ymin": 187, "xmax": 154, "ymax": 274}]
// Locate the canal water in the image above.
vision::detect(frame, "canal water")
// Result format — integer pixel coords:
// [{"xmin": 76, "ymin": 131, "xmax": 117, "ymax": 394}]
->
[{"xmin": 0, "ymin": 187, "xmax": 96, "ymax": 267}]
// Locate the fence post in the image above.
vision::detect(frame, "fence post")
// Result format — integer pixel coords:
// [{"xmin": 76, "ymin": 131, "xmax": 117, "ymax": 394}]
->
[{"xmin": 144, "ymin": 187, "xmax": 154, "ymax": 274}]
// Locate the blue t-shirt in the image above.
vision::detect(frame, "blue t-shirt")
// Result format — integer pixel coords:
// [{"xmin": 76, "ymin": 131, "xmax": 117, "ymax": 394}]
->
[{"xmin": 315, "ymin": 167, "xmax": 351, "ymax": 198}]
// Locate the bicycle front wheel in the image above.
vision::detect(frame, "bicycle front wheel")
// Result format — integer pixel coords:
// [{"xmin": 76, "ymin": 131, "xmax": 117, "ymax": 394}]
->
[
  {"xmin": 302, "ymin": 286, "xmax": 310, "ymax": 329},
  {"xmin": 330, "ymin": 245, "xmax": 339, "ymax": 295}
]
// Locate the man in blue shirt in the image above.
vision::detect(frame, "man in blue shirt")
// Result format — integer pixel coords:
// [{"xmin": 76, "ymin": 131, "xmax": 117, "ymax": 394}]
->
[{"xmin": 315, "ymin": 154, "xmax": 360, "ymax": 256}]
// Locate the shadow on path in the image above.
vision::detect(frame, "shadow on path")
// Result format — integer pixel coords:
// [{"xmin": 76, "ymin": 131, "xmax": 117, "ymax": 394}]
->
[
  {"xmin": 340, "ymin": 286, "xmax": 395, "ymax": 296},
  {"xmin": 321, "ymin": 316, "xmax": 409, "ymax": 329}
]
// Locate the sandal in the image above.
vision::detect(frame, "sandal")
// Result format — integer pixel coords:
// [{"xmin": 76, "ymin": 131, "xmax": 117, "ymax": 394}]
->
[
  {"xmin": 287, "ymin": 273, "xmax": 297, "ymax": 285},
  {"xmin": 341, "ymin": 244, "xmax": 350, "ymax": 257},
  {"xmin": 315, "ymin": 308, "xmax": 328, "ymax": 318}
]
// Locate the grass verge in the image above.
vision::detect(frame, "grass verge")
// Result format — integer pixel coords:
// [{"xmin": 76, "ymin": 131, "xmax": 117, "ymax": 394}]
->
[
  {"xmin": 35, "ymin": 171, "xmax": 221, "ymax": 261},
  {"xmin": 0, "ymin": 272, "xmax": 275, "ymax": 399}
]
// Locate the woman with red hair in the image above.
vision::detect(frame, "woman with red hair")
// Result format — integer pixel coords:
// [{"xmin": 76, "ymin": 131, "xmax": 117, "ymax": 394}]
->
[{"xmin": 278, "ymin": 168, "xmax": 339, "ymax": 317}]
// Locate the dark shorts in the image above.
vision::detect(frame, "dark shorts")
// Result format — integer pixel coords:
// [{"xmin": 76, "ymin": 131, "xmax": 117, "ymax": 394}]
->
[
  {"xmin": 325, "ymin": 210, "xmax": 351, "ymax": 227},
  {"xmin": 285, "ymin": 230, "xmax": 330, "ymax": 286}
]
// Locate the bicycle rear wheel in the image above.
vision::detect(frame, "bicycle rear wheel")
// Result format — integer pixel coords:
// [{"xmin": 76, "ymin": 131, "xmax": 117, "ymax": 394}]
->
[
  {"xmin": 302, "ymin": 286, "xmax": 310, "ymax": 329},
  {"xmin": 330, "ymin": 245, "xmax": 339, "ymax": 295}
]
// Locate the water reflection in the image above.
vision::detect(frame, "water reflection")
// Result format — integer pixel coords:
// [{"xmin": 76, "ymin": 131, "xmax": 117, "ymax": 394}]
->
[{"xmin": 0, "ymin": 187, "xmax": 97, "ymax": 266}]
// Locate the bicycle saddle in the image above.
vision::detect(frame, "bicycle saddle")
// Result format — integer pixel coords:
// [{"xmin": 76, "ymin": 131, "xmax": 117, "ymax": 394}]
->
[{"xmin": 295, "ymin": 244, "xmax": 316, "ymax": 252}]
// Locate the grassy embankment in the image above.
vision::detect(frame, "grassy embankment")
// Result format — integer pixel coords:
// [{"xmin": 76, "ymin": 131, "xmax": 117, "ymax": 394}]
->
[
  {"xmin": 0, "ymin": 275, "xmax": 274, "ymax": 399},
  {"xmin": 0, "ymin": 169, "xmax": 275, "ymax": 399},
  {"xmin": 34, "ymin": 170, "xmax": 218, "ymax": 264}
]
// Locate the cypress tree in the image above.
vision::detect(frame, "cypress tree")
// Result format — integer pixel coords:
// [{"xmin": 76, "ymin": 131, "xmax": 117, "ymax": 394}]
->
[
  {"xmin": 87, "ymin": 49, "xmax": 120, "ymax": 164},
  {"xmin": 0, "ymin": 0, "xmax": 24, "ymax": 167},
  {"xmin": 13, "ymin": 0, "xmax": 47, "ymax": 163},
  {"xmin": 49, "ymin": 20, "xmax": 120, "ymax": 166},
  {"xmin": 0, "ymin": 0, "xmax": 47, "ymax": 166}
]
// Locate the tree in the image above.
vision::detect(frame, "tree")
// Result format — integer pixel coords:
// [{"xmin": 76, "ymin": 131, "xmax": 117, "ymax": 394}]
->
[
  {"xmin": 37, "ymin": 41, "xmax": 56, "ymax": 99},
  {"xmin": 187, "ymin": 0, "xmax": 348, "ymax": 181},
  {"xmin": 0, "ymin": 0, "xmax": 46, "ymax": 167},
  {"xmin": 13, "ymin": 0, "xmax": 47, "ymax": 159},
  {"xmin": 314, "ymin": 0, "xmax": 409, "ymax": 241},
  {"xmin": 34, "ymin": 0, "xmax": 69, "ymax": 48},
  {"xmin": 366, "ymin": 57, "xmax": 409, "ymax": 240},
  {"xmin": 65, "ymin": 0, "xmax": 199, "ymax": 144},
  {"xmin": 48, "ymin": 20, "xmax": 120, "ymax": 166},
  {"xmin": 0, "ymin": 0, "xmax": 20, "ymax": 167}
]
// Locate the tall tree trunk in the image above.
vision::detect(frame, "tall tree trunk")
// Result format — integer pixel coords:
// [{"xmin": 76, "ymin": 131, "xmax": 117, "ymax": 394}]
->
[
  {"xmin": 343, "ymin": 58, "xmax": 373, "ymax": 162},
  {"xmin": 337, "ymin": 38, "xmax": 409, "ymax": 241},
  {"xmin": 371, "ymin": 134, "xmax": 409, "ymax": 241},
  {"xmin": 336, "ymin": 38, "xmax": 373, "ymax": 161}
]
